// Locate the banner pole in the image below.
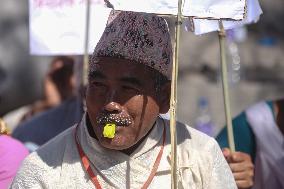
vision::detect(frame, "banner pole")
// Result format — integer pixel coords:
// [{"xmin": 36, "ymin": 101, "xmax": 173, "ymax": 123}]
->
[
  {"xmin": 218, "ymin": 20, "xmax": 236, "ymax": 152},
  {"xmin": 170, "ymin": 0, "xmax": 183, "ymax": 188},
  {"xmin": 83, "ymin": 0, "xmax": 91, "ymax": 87}
]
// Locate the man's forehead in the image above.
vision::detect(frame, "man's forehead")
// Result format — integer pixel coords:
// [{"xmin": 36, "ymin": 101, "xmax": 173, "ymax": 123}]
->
[
  {"xmin": 90, "ymin": 57, "xmax": 154, "ymax": 76},
  {"xmin": 89, "ymin": 59, "xmax": 159, "ymax": 88}
]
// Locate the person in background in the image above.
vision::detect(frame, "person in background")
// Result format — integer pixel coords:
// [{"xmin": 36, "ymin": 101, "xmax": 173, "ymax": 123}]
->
[
  {"xmin": 3, "ymin": 56, "xmax": 76, "ymax": 131},
  {"xmin": 12, "ymin": 96, "xmax": 83, "ymax": 148},
  {"xmin": 21, "ymin": 56, "xmax": 76, "ymax": 122},
  {"xmin": 221, "ymin": 148, "xmax": 254, "ymax": 189},
  {"xmin": 216, "ymin": 99, "xmax": 284, "ymax": 189},
  {"xmin": 10, "ymin": 11, "xmax": 237, "ymax": 188},
  {"xmin": 0, "ymin": 118, "xmax": 29, "ymax": 189},
  {"xmin": 10, "ymin": 56, "xmax": 80, "ymax": 150}
]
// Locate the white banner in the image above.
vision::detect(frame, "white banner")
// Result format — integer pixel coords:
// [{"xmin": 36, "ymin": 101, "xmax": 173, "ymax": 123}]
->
[
  {"xmin": 187, "ymin": 0, "xmax": 262, "ymax": 35},
  {"xmin": 29, "ymin": 0, "xmax": 247, "ymax": 55},
  {"xmin": 108, "ymin": 0, "xmax": 246, "ymax": 20},
  {"xmin": 29, "ymin": 0, "xmax": 111, "ymax": 55}
]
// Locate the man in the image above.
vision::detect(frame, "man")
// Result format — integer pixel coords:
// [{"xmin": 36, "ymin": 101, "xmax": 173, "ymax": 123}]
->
[
  {"xmin": 217, "ymin": 99, "xmax": 284, "ymax": 189},
  {"xmin": 10, "ymin": 11, "xmax": 237, "ymax": 188}
]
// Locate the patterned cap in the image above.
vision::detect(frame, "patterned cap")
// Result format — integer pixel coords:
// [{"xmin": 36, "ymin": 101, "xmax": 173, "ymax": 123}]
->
[{"xmin": 91, "ymin": 11, "xmax": 173, "ymax": 79}]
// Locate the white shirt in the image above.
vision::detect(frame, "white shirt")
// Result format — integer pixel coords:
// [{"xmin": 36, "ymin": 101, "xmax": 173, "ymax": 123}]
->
[{"xmin": 10, "ymin": 115, "xmax": 237, "ymax": 189}]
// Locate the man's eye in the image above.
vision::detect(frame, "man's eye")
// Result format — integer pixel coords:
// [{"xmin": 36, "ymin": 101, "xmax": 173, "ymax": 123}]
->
[
  {"xmin": 122, "ymin": 86, "xmax": 139, "ymax": 93},
  {"xmin": 91, "ymin": 81, "xmax": 105, "ymax": 88}
]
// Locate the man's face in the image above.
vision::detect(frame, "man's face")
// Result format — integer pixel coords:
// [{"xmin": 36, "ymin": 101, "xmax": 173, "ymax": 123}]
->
[{"xmin": 86, "ymin": 57, "xmax": 169, "ymax": 150}]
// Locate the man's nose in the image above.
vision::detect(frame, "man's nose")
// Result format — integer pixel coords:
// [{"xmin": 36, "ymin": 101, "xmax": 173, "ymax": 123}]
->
[
  {"xmin": 104, "ymin": 102, "xmax": 123, "ymax": 113},
  {"xmin": 104, "ymin": 90, "xmax": 122, "ymax": 113}
]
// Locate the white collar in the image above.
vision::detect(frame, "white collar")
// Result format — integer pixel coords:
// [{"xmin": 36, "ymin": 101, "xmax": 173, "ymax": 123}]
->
[{"xmin": 76, "ymin": 114, "xmax": 165, "ymax": 188}]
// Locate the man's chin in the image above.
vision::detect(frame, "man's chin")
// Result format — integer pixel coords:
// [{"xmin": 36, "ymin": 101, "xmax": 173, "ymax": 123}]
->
[{"xmin": 98, "ymin": 136, "xmax": 132, "ymax": 151}]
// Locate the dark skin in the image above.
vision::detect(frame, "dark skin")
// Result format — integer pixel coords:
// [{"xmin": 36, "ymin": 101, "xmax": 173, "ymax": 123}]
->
[
  {"xmin": 274, "ymin": 99, "xmax": 284, "ymax": 136},
  {"xmin": 223, "ymin": 148, "xmax": 254, "ymax": 189},
  {"xmin": 86, "ymin": 114, "xmax": 155, "ymax": 155},
  {"xmin": 85, "ymin": 57, "xmax": 170, "ymax": 155}
]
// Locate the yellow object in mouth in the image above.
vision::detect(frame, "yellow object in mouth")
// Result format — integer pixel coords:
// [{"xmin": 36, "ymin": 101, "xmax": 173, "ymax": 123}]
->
[{"xmin": 103, "ymin": 123, "xmax": 116, "ymax": 138}]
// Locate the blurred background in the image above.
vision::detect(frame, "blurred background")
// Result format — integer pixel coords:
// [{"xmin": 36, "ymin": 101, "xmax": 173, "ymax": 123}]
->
[{"xmin": 0, "ymin": 0, "xmax": 284, "ymax": 136}]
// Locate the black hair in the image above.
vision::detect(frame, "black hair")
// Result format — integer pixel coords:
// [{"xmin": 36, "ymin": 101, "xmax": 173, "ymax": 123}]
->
[
  {"xmin": 153, "ymin": 71, "xmax": 170, "ymax": 94},
  {"xmin": 49, "ymin": 56, "xmax": 75, "ymax": 99}
]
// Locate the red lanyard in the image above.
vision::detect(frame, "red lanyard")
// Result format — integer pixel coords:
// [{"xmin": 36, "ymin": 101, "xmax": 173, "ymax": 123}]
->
[{"xmin": 74, "ymin": 123, "xmax": 166, "ymax": 189}]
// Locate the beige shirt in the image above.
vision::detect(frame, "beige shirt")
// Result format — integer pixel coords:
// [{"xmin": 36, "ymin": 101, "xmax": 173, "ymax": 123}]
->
[{"xmin": 10, "ymin": 116, "xmax": 237, "ymax": 189}]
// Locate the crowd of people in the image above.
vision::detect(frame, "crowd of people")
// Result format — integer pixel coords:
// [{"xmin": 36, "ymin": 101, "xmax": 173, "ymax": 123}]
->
[{"xmin": 0, "ymin": 10, "xmax": 283, "ymax": 189}]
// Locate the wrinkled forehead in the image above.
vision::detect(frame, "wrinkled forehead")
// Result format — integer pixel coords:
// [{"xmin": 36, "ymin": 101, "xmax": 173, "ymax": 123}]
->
[{"xmin": 89, "ymin": 57, "xmax": 158, "ymax": 78}]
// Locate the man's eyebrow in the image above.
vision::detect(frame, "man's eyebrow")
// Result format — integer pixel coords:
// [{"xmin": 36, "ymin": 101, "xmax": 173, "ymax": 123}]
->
[
  {"xmin": 120, "ymin": 77, "xmax": 142, "ymax": 87},
  {"xmin": 88, "ymin": 70, "xmax": 105, "ymax": 79}
]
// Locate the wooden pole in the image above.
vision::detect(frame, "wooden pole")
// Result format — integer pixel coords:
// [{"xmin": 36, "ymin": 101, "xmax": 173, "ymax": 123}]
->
[
  {"xmin": 83, "ymin": 0, "xmax": 91, "ymax": 87},
  {"xmin": 170, "ymin": 0, "xmax": 183, "ymax": 188},
  {"xmin": 218, "ymin": 20, "xmax": 236, "ymax": 152}
]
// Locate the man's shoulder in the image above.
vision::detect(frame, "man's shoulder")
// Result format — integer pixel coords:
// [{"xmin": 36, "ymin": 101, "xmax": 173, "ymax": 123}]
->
[
  {"xmin": 21, "ymin": 126, "xmax": 75, "ymax": 170},
  {"xmin": 10, "ymin": 126, "xmax": 79, "ymax": 188},
  {"xmin": 162, "ymin": 118, "xmax": 218, "ymax": 150},
  {"xmin": 36, "ymin": 126, "xmax": 75, "ymax": 157},
  {"xmin": 179, "ymin": 121, "xmax": 218, "ymax": 152},
  {"xmin": 161, "ymin": 118, "xmax": 233, "ymax": 186}
]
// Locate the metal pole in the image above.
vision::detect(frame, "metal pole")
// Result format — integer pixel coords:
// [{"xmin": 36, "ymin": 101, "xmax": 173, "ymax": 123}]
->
[{"xmin": 218, "ymin": 20, "xmax": 236, "ymax": 152}]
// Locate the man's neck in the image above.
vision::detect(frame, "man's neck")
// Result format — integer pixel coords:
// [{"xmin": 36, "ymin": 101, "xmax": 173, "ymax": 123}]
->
[{"xmin": 120, "ymin": 126, "xmax": 154, "ymax": 155}]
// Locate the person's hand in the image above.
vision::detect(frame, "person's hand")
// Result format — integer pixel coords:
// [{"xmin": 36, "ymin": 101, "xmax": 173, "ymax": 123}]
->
[{"xmin": 222, "ymin": 148, "xmax": 254, "ymax": 189}]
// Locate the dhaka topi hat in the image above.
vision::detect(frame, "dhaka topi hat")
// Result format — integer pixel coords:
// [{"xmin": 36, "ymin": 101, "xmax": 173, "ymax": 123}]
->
[{"xmin": 91, "ymin": 11, "xmax": 173, "ymax": 79}]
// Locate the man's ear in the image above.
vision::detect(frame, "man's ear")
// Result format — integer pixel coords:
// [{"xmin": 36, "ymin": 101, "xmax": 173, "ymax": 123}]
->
[
  {"xmin": 81, "ymin": 84, "xmax": 87, "ymax": 100},
  {"xmin": 159, "ymin": 82, "xmax": 171, "ymax": 114}
]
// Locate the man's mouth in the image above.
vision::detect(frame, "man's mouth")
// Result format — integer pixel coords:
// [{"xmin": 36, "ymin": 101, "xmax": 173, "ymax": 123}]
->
[{"xmin": 96, "ymin": 113, "xmax": 133, "ymax": 127}]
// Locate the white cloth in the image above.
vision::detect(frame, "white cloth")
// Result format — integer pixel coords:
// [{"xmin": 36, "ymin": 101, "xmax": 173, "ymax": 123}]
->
[
  {"xmin": 29, "ymin": 1, "xmax": 111, "ymax": 55},
  {"xmin": 29, "ymin": 0, "xmax": 247, "ymax": 55},
  {"xmin": 186, "ymin": 0, "xmax": 262, "ymax": 35},
  {"xmin": 108, "ymin": 0, "xmax": 246, "ymax": 19},
  {"xmin": 246, "ymin": 102, "xmax": 284, "ymax": 189},
  {"xmin": 10, "ymin": 115, "xmax": 237, "ymax": 189}
]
